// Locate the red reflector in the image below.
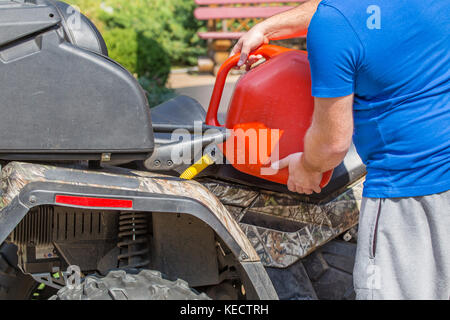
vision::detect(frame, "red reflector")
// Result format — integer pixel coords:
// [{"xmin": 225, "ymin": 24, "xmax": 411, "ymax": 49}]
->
[{"xmin": 55, "ymin": 195, "xmax": 133, "ymax": 209}]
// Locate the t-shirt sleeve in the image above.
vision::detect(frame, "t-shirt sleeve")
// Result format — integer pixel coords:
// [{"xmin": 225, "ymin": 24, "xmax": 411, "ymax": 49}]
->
[{"xmin": 307, "ymin": 3, "xmax": 364, "ymax": 98}]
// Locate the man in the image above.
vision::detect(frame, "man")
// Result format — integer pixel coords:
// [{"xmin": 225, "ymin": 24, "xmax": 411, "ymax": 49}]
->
[{"xmin": 231, "ymin": 0, "xmax": 450, "ymax": 299}]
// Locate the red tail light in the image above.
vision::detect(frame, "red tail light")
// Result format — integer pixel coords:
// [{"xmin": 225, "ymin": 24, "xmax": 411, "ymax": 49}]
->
[{"xmin": 55, "ymin": 195, "xmax": 133, "ymax": 209}]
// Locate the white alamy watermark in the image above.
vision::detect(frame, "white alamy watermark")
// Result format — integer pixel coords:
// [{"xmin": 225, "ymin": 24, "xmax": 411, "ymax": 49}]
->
[
  {"xmin": 66, "ymin": 4, "xmax": 82, "ymax": 31},
  {"xmin": 366, "ymin": 5, "xmax": 381, "ymax": 30},
  {"xmin": 169, "ymin": 121, "xmax": 282, "ymax": 176},
  {"xmin": 366, "ymin": 264, "xmax": 381, "ymax": 290}
]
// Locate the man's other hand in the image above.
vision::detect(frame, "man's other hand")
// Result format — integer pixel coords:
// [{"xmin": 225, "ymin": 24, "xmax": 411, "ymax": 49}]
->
[{"xmin": 271, "ymin": 152, "xmax": 323, "ymax": 195}]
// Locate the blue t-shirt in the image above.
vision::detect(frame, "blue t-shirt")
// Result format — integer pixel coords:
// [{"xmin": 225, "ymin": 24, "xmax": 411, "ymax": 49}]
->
[{"xmin": 307, "ymin": 0, "xmax": 450, "ymax": 198}]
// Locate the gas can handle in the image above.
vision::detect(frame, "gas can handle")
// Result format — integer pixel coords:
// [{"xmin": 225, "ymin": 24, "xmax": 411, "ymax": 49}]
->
[{"xmin": 205, "ymin": 45, "xmax": 294, "ymax": 127}]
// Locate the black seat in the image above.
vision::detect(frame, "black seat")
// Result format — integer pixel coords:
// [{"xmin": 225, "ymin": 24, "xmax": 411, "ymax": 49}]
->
[{"xmin": 151, "ymin": 95, "xmax": 206, "ymax": 143}]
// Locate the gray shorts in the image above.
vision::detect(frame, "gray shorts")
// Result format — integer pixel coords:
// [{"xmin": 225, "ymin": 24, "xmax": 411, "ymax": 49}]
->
[{"xmin": 353, "ymin": 189, "xmax": 450, "ymax": 300}]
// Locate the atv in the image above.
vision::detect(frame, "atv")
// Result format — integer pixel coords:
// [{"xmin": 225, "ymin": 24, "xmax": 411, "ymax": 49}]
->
[{"xmin": 0, "ymin": 0, "xmax": 365, "ymax": 300}]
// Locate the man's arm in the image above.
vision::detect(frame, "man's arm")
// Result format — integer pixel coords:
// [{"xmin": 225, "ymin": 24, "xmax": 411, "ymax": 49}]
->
[
  {"xmin": 230, "ymin": 0, "xmax": 321, "ymax": 66},
  {"xmin": 272, "ymin": 95, "xmax": 354, "ymax": 194},
  {"xmin": 302, "ymin": 95, "xmax": 354, "ymax": 173},
  {"xmin": 272, "ymin": 3, "xmax": 363, "ymax": 195}
]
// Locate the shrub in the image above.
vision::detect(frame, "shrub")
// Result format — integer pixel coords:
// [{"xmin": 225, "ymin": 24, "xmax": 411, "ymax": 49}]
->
[
  {"xmin": 69, "ymin": 0, "xmax": 105, "ymax": 31},
  {"xmin": 102, "ymin": 28, "xmax": 171, "ymax": 85},
  {"xmin": 98, "ymin": 0, "xmax": 206, "ymax": 67},
  {"xmin": 69, "ymin": 0, "xmax": 205, "ymax": 106},
  {"xmin": 138, "ymin": 77, "xmax": 176, "ymax": 108}
]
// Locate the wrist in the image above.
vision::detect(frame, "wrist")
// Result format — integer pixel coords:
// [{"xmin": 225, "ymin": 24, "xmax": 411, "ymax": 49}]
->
[
  {"xmin": 300, "ymin": 153, "xmax": 323, "ymax": 174},
  {"xmin": 254, "ymin": 21, "xmax": 272, "ymax": 39}
]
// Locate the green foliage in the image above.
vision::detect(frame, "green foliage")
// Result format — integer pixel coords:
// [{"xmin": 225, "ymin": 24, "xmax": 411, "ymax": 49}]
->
[
  {"xmin": 70, "ymin": 0, "xmax": 206, "ymax": 106},
  {"xmin": 98, "ymin": 0, "xmax": 206, "ymax": 67},
  {"xmin": 102, "ymin": 28, "xmax": 171, "ymax": 85},
  {"xmin": 138, "ymin": 77, "xmax": 176, "ymax": 108},
  {"xmin": 71, "ymin": 0, "xmax": 206, "ymax": 68},
  {"xmin": 69, "ymin": 0, "xmax": 105, "ymax": 31}
]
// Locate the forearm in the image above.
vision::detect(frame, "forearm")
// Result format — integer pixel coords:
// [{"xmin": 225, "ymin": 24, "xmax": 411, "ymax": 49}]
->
[
  {"xmin": 301, "ymin": 126, "xmax": 349, "ymax": 173},
  {"xmin": 255, "ymin": 0, "xmax": 321, "ymax": 40},
  {"xmin": 301, "ymin": 96, "xmax": 354, "ymax": 173}
]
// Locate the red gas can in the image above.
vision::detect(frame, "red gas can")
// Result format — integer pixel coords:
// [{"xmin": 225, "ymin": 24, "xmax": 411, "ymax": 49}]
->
[{"xmin": 206, "ymin": 45, "xmax": 332, "ymax": 188}]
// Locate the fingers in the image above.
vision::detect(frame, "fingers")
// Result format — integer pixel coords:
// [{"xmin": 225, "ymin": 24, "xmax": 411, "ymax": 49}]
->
[
  {"xmin": 287, "ymin": 177, "xmax": 304, "ymax": 194},
  {"xmin": 237, "ymin": 42, "xmax": 252, "ymax": 67},
  {"xmin": 287, "ymin": 179, "xmax": 296, "ymax": 193},
  {"xmin": 230, "ymin": 40, "xmax": 242, "ymax": 57},
  {"xmin": 271, "ymin": 154, "xmax": 293, "ymax": 170},
  {"xmin": 295, "ymin": 185, "xmax": 305, "ymax": 194},
  {"xmin": 245, "ymin": 56, "xmax": 257, "ymax": 72},
  {"xmin": 231, "ymin": 26, "xmax": 267, "ymax": 67},
  {"xmin": 294, "ymin": 186, "xmax": 315, "ymax": 195},
  {"xmin": 288, "ymin": 178, "xmax": 321, "ymax": 195},
  {"xmin": 245, "ymin": 55, "xmax": 263, "ymax": 71},
  {"xmin": 269, "ymin": 152, "xmax": 323, "ymax": 195},
  {"xmin": 288, "ymin": 181, "xmax": 313, "ymax": 195},
  {"xmin": 230, "ymin": 40, "xmax": 248, "ymax": 70},
  {"xmin": 237, "ymin": 52, "xmax": 248, "ymax": 68},
  {"xmin": 312, "ymin": 185, "xmax": 322, "ymax": 194}
]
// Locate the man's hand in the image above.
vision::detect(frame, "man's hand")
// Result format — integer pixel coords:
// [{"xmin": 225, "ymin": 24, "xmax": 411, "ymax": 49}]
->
[
  {"xmin": 230, "ymin": 25, "xmax": 269, "ymax": 68},
  {"xmin": 229, "ymin": 0, "xmax": 320, "ymax": 68},
  {"xmin": 271, "ymin": 152, "xmax": 323, "ymax": 195}
]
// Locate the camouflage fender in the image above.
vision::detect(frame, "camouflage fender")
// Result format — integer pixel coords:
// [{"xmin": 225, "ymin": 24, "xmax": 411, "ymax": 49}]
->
[
  {"xmin": 0, "ymin": 161, "xmax": 260, "ymax": 263},
  {"xmin": 201, "ymin": 179, "xmax": 363, "ymax": 268}
]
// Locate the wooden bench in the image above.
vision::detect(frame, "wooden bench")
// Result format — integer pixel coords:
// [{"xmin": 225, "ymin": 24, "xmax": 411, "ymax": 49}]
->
[{"xmin": 194, "ymin": 0, "xmax": 307, "ymax": 72}]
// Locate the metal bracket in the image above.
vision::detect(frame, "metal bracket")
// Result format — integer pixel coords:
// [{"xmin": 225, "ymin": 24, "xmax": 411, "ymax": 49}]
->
[
  {"xmin": 31, "ymin": 265, "xmax": 82, "ymax": 290},
  {"xmin": 31, "ymin": 269, "xmax": 69, "ymax": 290}
]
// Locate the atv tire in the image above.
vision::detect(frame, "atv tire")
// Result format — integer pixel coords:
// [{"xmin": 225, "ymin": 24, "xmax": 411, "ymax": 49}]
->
[
  {"xmin": 50, "ymin": 269, "xmax": 211, "ymax": 300},
  {"xmin": 0, "ymin": 243, "xmax": 37, "ymax": 300},
  {"xmin": 266, "ymin": 239, "xmax": 357, "ymax": 300},
  {"xmin": 302, "ymin": 239, "xmax": 357, "ymax": 300}
]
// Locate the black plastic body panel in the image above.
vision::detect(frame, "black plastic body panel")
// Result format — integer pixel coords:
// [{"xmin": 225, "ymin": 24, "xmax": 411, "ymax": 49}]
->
[
  {"xmin": 0, "ymin": 1, "xmax": 154, "ymax": 161},
  {"xmin": 52, "ymin": 0, "xmax": 108, "ymax": 56},
  {"xmin": 0, "ymin": 0, "xmax": 60, "ymax": 47}
]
